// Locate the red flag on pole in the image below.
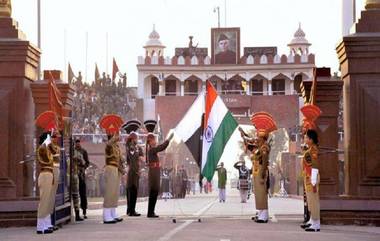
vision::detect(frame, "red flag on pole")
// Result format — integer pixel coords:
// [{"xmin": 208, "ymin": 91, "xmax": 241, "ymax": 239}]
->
[
  {"xmin": 48, "ymin": 71, "xmax": 64, "ymax": 129},
  {"xmin": 68, "ymin": 63, "xmax": 75, "ymax": 84},
  {"xmin": 95, "ymin": 63, "xmax": 100, "ymax": 81},
  {"xmin": 310, "ymin": 68, "xmax": 317, "ymax": 105},
  {"xmin": 112, "ymin": 57, "xmax": 120, "ymax": 81}
]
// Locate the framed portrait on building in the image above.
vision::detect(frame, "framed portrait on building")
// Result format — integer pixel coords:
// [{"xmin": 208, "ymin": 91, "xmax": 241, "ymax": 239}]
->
[{"xmin": 211, "ymin": 28, "xmax": 240, "ymax": 64}]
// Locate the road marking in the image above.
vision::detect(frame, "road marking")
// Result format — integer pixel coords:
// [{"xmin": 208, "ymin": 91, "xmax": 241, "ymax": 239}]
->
[
  {"xmin": 271, "ymin": 214, "xmax": 278, "ymax": 223},
  {"xmin": 157, "ymin": 199, "xmax": 218, "ymax": 241},
  {"xmin": 157, "ymin": 220, "xmax": 194, "ymax": 241},
  {"xmin": 220, "ymin": 239, "xmax": 231, "ymax": 241},
  {"xmin": 193, "ymin": 198, "xmax": 218, "ymax": 216}
]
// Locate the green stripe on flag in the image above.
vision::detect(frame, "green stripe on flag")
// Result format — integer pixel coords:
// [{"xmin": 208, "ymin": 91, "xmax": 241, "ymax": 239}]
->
[{"xmin": 202, "ymin": 112, "xmax": 238, "ymax": 181}]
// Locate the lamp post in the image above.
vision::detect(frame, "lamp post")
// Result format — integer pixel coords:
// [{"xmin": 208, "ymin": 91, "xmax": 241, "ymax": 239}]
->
[{"xmin": 213, "ymin": 6, "xmax": 220, "ymax": 28}]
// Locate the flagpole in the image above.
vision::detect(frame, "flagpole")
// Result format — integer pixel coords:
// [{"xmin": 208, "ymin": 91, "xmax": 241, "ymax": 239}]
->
[
  {"xmin": 353, "ymin": 0, "xmax": 356, "ymax": 23},
  {"xmin": 37, "ymin": 0, "xmax": 41, "ymax": 80},
  {"xmin": 85, "ymin": 32, "xmax": 88, "ymax": 82},
  {"xmin": 224, "ymin": 0, "xmax": 227, "ymax": 27},
  {"xmin": 64, "ymin": 29, "xmax": 67, "ymax": 82},
  {"xmin": 106, "ymin": 32, "xmax": 109, "ymax": 75}
]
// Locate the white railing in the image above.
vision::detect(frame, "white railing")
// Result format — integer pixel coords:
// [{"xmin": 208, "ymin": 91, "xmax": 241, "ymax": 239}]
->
[
  {"xmin": 184, "ymin": 91, "xmax": 200, "ymax": 96},
  {"xmin": 138, "ymin": 53, "xmax": 314, "ymax": 66},
  {"xmin": 220, "ymin": 89, "xmax": 246, "ymax": 95},
  {"xmin": 251, "ymin": 91, "xmax": 264, "ymax": 95},
  {"xmin": 164, "ymin": 91, "xmax": 180, "ymax": 96}
]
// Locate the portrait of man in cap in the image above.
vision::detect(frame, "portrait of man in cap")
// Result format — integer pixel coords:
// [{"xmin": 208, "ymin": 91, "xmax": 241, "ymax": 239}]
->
[{"xmin": 213, "ymin": 29, "xmax": 239, "ymax": 64}]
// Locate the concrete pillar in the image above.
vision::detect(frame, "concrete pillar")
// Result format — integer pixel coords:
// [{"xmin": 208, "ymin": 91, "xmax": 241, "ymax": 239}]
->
[
  {"xmin": 290, "ymin": 80, "xmax": 294, "ymax": 95},
  {"xmin": 332, "ymin": 1, "xmax": 380, "ymax": 225},
  {"xmin": 180, "ymin": 81, "xmax": 184, "ymax": 96},
  {"xmin": 245, "ymin": 72, "xmax": 251, "ymax": 95},
  {"xmin": 246, "ymin": 79, "xmax": 251, "ymax": 95},
  {"xmin": 202, "ymin": 80, "xmax": 206, "ymax": 92},
  {"xmin": 302, "ymin": 80, "xmax": 343, "ymax": 198},
  {"xmin": 268, "ymin": 79, "xmax": 273, "ymax": 96},
  {"xmin": 0, "ymin": 18, "xmax": 39, "ymax": 202},
  {"xmin": 159, "ymin": 81, "xmax": 164, "ymax": 96}
]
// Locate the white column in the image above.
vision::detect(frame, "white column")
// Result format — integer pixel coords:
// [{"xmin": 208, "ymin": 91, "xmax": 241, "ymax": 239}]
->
[
  {"xmin": 201, "ymin": 80, "xmax": 206, "ymax": 92},
  {"xmin": 180, "ymin": 81, "xmax": 184, "ymax": 96},
  {"xmin": 290, "ymin": 80, "xmax": 295, "ymax": 95},
  {"xmin": 268, "ymin": 79, "xmax": 273, "ymax": 96},
  {"xmin": 246, "ymin": 80, "xmax": 251, "ymax": 95},
  {"xmin": 245, "ymin": 72, "xmax": 251, "ymax": 95},
  {"xmin": 202, "ymin": 74, "xmax": 208, "ymax": 92},
  {"xmin": 159, "ymin": 81, "xmax": 164, "ymax": 96},
  {"xmin": 138, "ymin": 72, "xmax": 145, "ymax": 99}
]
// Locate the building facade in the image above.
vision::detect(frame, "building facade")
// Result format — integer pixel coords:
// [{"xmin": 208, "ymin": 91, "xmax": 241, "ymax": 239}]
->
[{"xmin": 137, "ymin": 25, "xmax": 315, "ymax": 130}]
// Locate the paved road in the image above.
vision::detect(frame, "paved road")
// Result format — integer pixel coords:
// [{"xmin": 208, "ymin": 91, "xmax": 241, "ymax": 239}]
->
[
  {"xmin": 88, "ymin": 189, "xmax": 303, "ymax": 218},
  {"xmin": 1, "ymin": 190, "xmax": 379, "ymax": 241}
]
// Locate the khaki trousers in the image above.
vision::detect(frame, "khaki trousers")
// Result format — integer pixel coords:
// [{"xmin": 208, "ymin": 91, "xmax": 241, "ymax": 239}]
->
[
  {"xmin": 48, "ymin": 167, "xmax": 60, "ymax": 213},
  {"xmin": 103, "ymin": 165, "xmax": 120, "ymax": 208},
  {"xmin": 305, "ymin": 176, "xmax": 320, "ymax": 220},
  {"xmin": 253, "ymin": 176, "xmax": 268, "ymax": 210},
  {"xmin": 37, "ymin": 172, "xmax": 53, "ymax": 218}
]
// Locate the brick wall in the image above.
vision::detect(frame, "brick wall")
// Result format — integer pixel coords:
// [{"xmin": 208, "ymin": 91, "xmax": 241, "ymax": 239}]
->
[{"xmin": 156, "ymin": 95, "xmax": 299, "ymax": 136}]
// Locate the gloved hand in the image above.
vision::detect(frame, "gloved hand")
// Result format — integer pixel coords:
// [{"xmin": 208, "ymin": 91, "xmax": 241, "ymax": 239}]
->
[
  {"xmin": 311, "ymin": 168, "xmax": 319, "ymax": 186},
  {"xmin": 168, "ymin": 132, "xmax": 174, "ymax": 141}
]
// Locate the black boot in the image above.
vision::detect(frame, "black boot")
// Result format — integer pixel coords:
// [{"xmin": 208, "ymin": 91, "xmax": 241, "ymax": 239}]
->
[
  {"xmin": 126, "ymin": 188, "xmax": 131, "ymax": 215},
  {"xmin": 147, "ymin": 190, "xmax": 159, "ymax": 218},
  {"xmin": 75, "ymin": 210, "xmax": 84, "ymax": 221},
  {"xmin": 147, "ymin": 192, "xmax": 154, "ymax": 217},
  {"xmin": 83, "ymin": 209, "xmax": 87, "ymax": 219}
]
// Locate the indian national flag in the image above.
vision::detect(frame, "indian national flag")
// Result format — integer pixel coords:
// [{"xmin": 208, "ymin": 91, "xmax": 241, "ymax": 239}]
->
[
  {"xmin": 174, "ymin": 91, "xmax": 205, "ymax": 168},
  {"xmin": 201, "ymin": 81, "xmax": 238, "ymax": 181}
]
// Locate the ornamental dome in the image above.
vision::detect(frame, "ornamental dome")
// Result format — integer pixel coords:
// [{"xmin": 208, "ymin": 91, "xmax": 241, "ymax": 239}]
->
[
  {"xmin": 288, "ymin": 23, "xmax": 311, "ymax": 46},
  {"xmin": 144, "ymin": 25, "xmax": 165, "ymax": 48}
]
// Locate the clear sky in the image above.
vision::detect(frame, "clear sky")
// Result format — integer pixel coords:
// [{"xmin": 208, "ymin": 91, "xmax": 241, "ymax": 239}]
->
[{"xmin": 12, "ymin": 0, "xmax": 366, "ymax": 86}]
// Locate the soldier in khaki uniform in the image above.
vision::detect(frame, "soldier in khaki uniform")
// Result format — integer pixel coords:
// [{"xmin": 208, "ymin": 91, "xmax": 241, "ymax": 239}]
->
[
  {"xmin": 36, "ymin": 133, "xmax": 54, "ymax": 234},
  {"xmin": 35, "ymin": 111, "xmax": 58, "ymax": 234},
  {"xmin": 100, "ymin": 114, "xmax": 124, "ymax": 224},
  {"xmin": 250, "ymin": 112, "xmax": 277, "ymax": 223},
  {"xmin": 302, "ymin": 129, "xmax": 320, "ymax": 232},
  {"xmin": 47, "ymin": 131, "xmax": 61, "ymax": 230},
  {"xmin": 299, "ymin": 104, "xmax": 322, "ymax": 231}
]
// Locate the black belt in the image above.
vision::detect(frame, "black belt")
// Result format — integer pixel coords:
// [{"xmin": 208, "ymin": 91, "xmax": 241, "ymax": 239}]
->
[{"xmin": 40, "ymin": 168, "xmax": 53, "ymax": 174}]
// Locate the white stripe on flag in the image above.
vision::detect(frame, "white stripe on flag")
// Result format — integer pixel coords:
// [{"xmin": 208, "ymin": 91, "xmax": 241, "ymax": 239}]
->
[{"xmin": 201, "ymin": 96, "xmax": 228, "ymax": 171}]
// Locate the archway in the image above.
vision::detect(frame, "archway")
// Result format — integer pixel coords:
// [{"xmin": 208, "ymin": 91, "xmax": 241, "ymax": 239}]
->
[
  {"xmin": 294, "ymin": 73, "xmax": 309, "ymax": 95},
  {"xmin": 164, "ymin": 75, "xmax": 180, "ymax": 96},
  {"xmin": 223, "ymin": 74, "xmax": 245, "ymax": 95},
  {"xmin": 208, "ymin": 75, "xmax": 223, "ymax": 92},
  {"xmin": 184, "ymin": 75, "xmax": 202, "ymax": 96},
  {"xmin": 151, "ymin": 76, "xmax": 159, "ymax": 98},
  {"xmin": 272, "ymin": 73, "xmax": 289, "ymax": 95},
  {"xmin": 250, "ymin": 74, "xmax": 267, "ymax": 95}
]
